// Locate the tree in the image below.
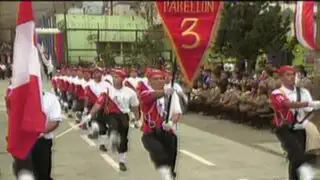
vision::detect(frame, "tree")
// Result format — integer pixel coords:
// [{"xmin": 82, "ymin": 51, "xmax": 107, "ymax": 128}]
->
[
  {"xmin": 135, "ymin": 24, "xmax": 165, "ymax": 67},
  {"xmin": 213, "ymin": 2, "xmax": 291, "ymax": 71}
]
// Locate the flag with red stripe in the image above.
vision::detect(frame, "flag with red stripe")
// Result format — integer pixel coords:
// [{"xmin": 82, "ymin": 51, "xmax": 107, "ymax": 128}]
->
[
  {"xmin": 7, "ymin": 1, "xmax": 46, "ymax": 159},
  {"xmin": 295, "ymin": 1, "xmax": 320, "ymax": 50}
]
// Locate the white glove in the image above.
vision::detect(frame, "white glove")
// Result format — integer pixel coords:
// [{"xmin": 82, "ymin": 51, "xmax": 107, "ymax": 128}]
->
[
  {"xmin": 63, "ymin": 102, "xmax": 69, "ymax": 108},
  {"xmin": 162, "ymin": 121, "xmax": 173, "ymax": 131},
  {"xmin": 81, "ymin": 114, "xmax": 92, "ymax": 124},
  {"xmin": 67, "ymin": 94, "xmax": 72, "ymax": 101},
  {"xmin": 129, "ymin": 112, "xmax": 136, "ymax": 120},
  {"xmin": 298, "ymin": 163, "xmax": 316, "ymax": 180},
  {"xmin": 38, "ymin": 133, "xmax": 44, "ymax": 138},
  {"xmin": 293, "ymin": 120, "xmax": 309, "ymax": 130},
  {"xmin": 164, "ymin": 88, "xmax": 175, "ymax": 96},
  {"xmin": 308, "ymin": 101, "xmax": 320, "ymax": 110},
  {"xmin": 83, "ymin": 108, "xmax": 89, "ymax": 115},
  {"xmin": 17, "ymin": 170, "xmax": 35, "ymax": 180}
]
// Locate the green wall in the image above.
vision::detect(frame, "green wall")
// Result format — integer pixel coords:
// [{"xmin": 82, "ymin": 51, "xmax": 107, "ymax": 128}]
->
[{"xmin": 55, "ymin": 14, "xmax": 149, "ymax": 62}]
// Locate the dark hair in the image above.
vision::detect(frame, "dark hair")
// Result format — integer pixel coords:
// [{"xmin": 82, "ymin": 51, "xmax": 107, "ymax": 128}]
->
[
  {"xmin": 258, "ymin": 84, "xmax": 268, "ymax": 95},
  {"xmin": 296, "ymin": 65, "xmax": 307, "ymax": 77},
  {"xmin": 264, "ymin": 66, "xmax": 274, "ymax": 76}
]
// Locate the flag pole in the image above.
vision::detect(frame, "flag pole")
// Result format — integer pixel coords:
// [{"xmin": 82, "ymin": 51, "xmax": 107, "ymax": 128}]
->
[{"xmin": 165, "ymin": 56, "xmax": 177, "ymax": 123}]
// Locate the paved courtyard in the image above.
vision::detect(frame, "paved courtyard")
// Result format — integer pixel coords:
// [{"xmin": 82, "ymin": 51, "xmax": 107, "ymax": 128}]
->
[{"xmin": 0, "ymin": 79, "xmax": 318, "ymax": 180}]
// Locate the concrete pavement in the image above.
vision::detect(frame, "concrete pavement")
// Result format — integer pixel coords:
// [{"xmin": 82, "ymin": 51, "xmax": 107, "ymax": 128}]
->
[
  {"xmin": 182, "ymin": 113, "xmax": 286, "ymax": 157},
  {"xmin": 0, "ymin": 79, "xmax": 317, "ymax": 180}
]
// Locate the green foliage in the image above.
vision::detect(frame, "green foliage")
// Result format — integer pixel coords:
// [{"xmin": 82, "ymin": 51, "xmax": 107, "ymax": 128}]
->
[
  {"xmin": 134, "ymin": 24, "xmax": 165, "ymax": 66},
  {"xmin": 78, "ymin": 60, "xmax": 93, "ymax": 68},
  {"xmin": 292, "ymin": 43, "xmax": 309, "ymax": 65},
  {"xmin": 284, "ymin": 36, "xmax": 299, "ymax": 53},
  {"xmin": 102, "ymin": 43, "xmax": 116, "ymax": 67},
  {"xmin": 213, "ymin": 2, "xmax": 291, "ymax": 69},
  {"xmin": 57, "ymin": 20, "xmax": 66, "ymax": 30}
]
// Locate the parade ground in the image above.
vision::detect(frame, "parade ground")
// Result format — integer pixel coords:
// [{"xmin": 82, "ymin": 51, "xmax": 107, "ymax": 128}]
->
[{"xmin": 0, "ymin": 79, "xmax": 318, "ymax": 180}]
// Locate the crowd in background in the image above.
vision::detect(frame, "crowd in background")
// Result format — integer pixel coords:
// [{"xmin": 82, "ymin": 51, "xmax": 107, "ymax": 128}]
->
[
  {"xmin": 0, "ymin": 42, "xmax": 12, "ymax": 80},
  {"xmin": 188, "ymin": 63, "xmax": 313, "ymax": 131}
]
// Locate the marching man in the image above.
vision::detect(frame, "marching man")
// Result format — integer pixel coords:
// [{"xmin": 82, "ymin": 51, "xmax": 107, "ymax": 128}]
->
[
  {"xmin": 82, "ymin": 68, "xmax": 140, "ymax": 171},
  {"xmin": 139, "ymin": 69, "xmax": 182, "ymax": 180},
  {"xmin": 270, "ymin": 65, "xmax": 320, "ymax": 180},
  {"xmin": 72, "ymin": 68, "xmax": 86, "ymax": 123},
  {"xmin": 83, "ymin": 68, "xmax": 110, "ymax": 137},
  {"xmin": 124, "ymin": 68, "xmax": 144, "ymax": 128},
  {"xmin": 66, "ymin": 68, "xmax": 77, "ymax": 118},
  {"xmin": 164, "ymin": 70, "xmax": 188, "ymax": 110},
  {"xmin": 124, "ymin": 68, "xmax": 141, "ymax": 90},
  {"xmin": 103, "ymin": 69, "xmax": 113, "ymax": 86}
]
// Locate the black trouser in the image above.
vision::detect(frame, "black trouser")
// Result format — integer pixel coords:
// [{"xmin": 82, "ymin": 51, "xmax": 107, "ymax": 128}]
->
[
  {"xmin": 67, "ymin": 92, "xmax": 75, "ymax": 110},
  {"xmin": 0, "ymin": 70, "xmax": 4, "ymax": 80},
  {"xmin": 92, "ymin": 110, "xmax": 109, "ymax": 135},
  {"xmin": 53, "ymin": 87, "xmax": 59, "ymax": 97},
  {"xmin": 13, "ymin": 138, "xmax": 53, "ymax": 180},
  {"xmin": 48, "ymin": 73, "xmax": 52, "ymax": 80},
  {"xmin": 142, "ymin": 130, "xmax": 178, "ymax": 175},
  {"xmin": 275, "ymin": 125, "xmax": 306, "ymax": 180},
  {"xmin": 108, "ymin": 113, "xmax": 129, "ymax": 153},
  {"xmin": 61, "ymin": 91, "xmax": 68, "ymax": 104}
]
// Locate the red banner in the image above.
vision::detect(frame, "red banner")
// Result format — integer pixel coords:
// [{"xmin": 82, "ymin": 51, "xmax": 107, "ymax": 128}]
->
[
  {"xmin": 155, "ymin": 1, "xmax": 223, "ymax": 86},
  {"xmin": 55, "ymin": 32, "xmax": 65, "ymax": 65}
]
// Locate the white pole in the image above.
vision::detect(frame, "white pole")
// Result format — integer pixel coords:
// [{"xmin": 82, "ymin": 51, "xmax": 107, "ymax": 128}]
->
[{"xmin": 35, "ymin": 28, "xmax": 61, "ymax": 34}]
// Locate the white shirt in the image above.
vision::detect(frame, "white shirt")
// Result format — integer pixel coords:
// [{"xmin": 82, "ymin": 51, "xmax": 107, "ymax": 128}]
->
[
  {"xmin": 164, "ymin": 82, "xmax": 188, "ymax": 103},
  {"xmin": 108, "ymin": 86, "xmax": 140, "ymax": 113},
  {"xmin": 42, "ymin": 92, "xmax": 62, "ymax": 139},
  {"xmin": 103, "ymin": 74, "xmax": 113, "ymax": 85},
  {"xmin": 124, "ymin": 77, "xmax": 141, "ymax": 89},
  {"xmin": 147, "ymin": 86, "xmax": 182, "ymax": 120},
  {"xmin": 274, "ymin": 85, "xmax": 313, "ymax": 123},
  {"xmin": 88, "ymin": 80, "xmax": 110, "ymax": 96},
  {"xmin": 141, "ymin": 77, "xmax": 148, "ymax": 84},
  {"xmin": 81, "ymin": 79, "xmax": 91, "ymax": 89},
  {"xmin": 164, "ymin": 82, "xmax": 183, "ymax": 93},
  {"xmin": 0, "ymin": 64, "xmax": 6, "ymax": 70}
]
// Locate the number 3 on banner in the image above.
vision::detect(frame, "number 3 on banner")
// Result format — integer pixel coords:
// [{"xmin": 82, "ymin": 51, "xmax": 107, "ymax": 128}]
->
[{"xmin": 180, "ymin": 18, "xmax": 200, "ymax": 49}]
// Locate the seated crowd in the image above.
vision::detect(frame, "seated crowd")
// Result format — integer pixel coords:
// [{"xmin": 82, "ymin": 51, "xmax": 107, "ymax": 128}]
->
[{"xmin": 188, "ymin": 65, "xmax": 313, "ymax": 130}]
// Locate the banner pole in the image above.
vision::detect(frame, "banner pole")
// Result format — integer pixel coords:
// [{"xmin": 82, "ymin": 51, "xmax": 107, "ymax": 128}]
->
[{"xmin": 165, "ymin": 57, "xmax": 177, "ymax": 123}]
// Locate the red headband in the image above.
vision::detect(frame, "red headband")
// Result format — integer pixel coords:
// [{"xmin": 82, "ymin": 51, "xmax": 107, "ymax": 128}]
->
[
  {"xmin": 146, "ymin": 69, "xmax": 165, "ymax": 78},
  {"xmin": 111, "ymin": 68, "xmax": 127, "ymax": 78},
  {"xmin": 278, "ymin": 65, "xmax": 296, "ymax": 75}
]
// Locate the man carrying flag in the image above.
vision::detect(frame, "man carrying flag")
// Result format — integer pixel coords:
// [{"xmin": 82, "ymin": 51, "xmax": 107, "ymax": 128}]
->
[
  {"xmin": 140, "ymin": 69, "xmax": 181, "ymax": 180},
  {"xmin": 7, "ymin": 2, "xmax": 62, "ymax": 180},
  {"xmin": 148, "ymin": 1, "xmax": 223, "ymax": 179}
]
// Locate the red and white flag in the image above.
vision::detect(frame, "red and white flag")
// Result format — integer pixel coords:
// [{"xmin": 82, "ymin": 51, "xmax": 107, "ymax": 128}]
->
[
  {"xmin": 7, "ymin": 1, "xmax": 46, "ymax": 159},
  {"xmin": 295, "ymin": 1, "xmax": 320, "ymax": 50}
]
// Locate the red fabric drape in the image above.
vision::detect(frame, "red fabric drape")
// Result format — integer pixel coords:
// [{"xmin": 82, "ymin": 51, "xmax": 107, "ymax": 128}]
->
[{"xmin": 55, "ymin": 32, "xmax": 65, "ymax": 65}]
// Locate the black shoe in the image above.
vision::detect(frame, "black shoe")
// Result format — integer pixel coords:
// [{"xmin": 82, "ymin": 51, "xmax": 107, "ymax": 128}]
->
[
  {"xmin": 99, "ymin": 145, "xmax": 108, "ymax": 152},
  {"xmin": 75, "ymin": 112, "xmax": 82, "ymax": 120},
  {"xmin": 172, "ymin": 172, "xmax": 177, "ymax": 178},
  {"xmin": 119, "ymin": 162, "xmax": 127, "ymax": 171},
  {"xmin": 88, "ymin": 133, "xmax": 98, "ymax": 139}
]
